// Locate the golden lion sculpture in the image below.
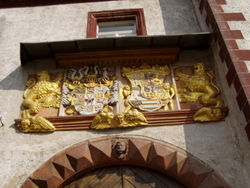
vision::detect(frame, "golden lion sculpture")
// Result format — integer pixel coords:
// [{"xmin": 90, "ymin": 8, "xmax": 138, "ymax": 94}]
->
[
  {"xmin": 175, "ymin": 62, "xmax": 223, "ymax": 107},
  {"xmin": 175, "ymin": 62, "xmax": 224, "ymax": 122},
  {"xmin": 21, "ymin": 71, "xmax": 63, "ymax": 118}
]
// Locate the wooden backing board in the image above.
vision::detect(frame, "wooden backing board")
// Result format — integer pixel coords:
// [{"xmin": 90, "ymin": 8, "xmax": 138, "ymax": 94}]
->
[{"xmin": 55, "ymin": 48, "xmax": 180, "ymax": 68}]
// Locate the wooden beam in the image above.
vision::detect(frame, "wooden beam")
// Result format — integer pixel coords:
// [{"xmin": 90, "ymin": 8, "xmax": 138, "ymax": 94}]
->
[{"xmin": 55, "ymin": 48, "xmax": 180, "ymax": 67}]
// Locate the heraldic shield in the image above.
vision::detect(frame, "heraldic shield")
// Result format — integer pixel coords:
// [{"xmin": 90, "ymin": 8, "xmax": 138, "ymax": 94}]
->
[
  {"xmin": 61, "ymin": 66, "xmax": 119, "ymax": 115},
  {"xmin": 66, "ymin": 85, "xmax": 110, "ymax": 115},
  {"xmin": 122, "ymin": 64, "xmax": 174, "ymax": 112}
]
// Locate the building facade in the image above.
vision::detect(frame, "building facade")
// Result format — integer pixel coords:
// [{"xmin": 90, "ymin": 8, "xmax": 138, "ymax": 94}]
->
[{"xmin": 0, "ymin": 0, "xmax": 250, "ymax": 187}]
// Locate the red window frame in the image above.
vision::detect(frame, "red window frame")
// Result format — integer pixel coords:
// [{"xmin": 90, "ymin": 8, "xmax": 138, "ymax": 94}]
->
[{"xmin": 86, "ymin": 9, "xmax": 147, "ymax": 38}]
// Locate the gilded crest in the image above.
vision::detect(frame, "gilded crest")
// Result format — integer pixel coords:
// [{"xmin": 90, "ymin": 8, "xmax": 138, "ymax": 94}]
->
[
  {"xmin": 62, "ymin": 66, "xmax": 119, "ymax": 115},
  {"xmin": 15, "ymin": 61, "xmax": 228, "ymax": 133},
  {"xmin": 122, "ymin": 64, "xmax": 174, "ymax": 111}
]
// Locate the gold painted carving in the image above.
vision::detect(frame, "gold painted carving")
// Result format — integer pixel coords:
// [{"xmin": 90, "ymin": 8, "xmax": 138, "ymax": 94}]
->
[
  {"xmin": 122, "ymin": 64, "xmax": 170, "ymax": 76},
  {"xmin": 21, "ymin": 71, "xmax": 63, "ymax": 118},
  {"xmin": 193, "ymin": 107, "xmax": 223, "ymax": 122},
  {"xmin": 20, "ymin": 116, "xmax": 55, "ymax": 133},
  {"xmin": 91, "ymin": 105, "xmax": 114, "ymax": 129},
  {"xmin": 91, "ymin": 84, "xmax": 148, "ymax": 130},
  {"xmin": 19, "ymin": 70, "xmax": 61, "ymax": 133},
  {"xmin": 175, "ymin": 62, "xmax": 224, "ymax": 122},
  {"xmin": 122, "ymin": 64, "xmax": 175, "ymax": 112},
  {"xmin": 62, "ymin": 66, "xmax": 118, "ymax": 115},
  {"xmin": 17, "ymin": 63, "xmax": 227, "ymax": 133},
  {"xmin": 162, "ymin": 83, "xmax": 175, "ymax": 110},
  {"xmin": 91, "ymin": 104, "xmax": 148, "ymax": 129},
  {"xmin": 122, "ymin": 85, "xmax": 132, "ymax": 112}
]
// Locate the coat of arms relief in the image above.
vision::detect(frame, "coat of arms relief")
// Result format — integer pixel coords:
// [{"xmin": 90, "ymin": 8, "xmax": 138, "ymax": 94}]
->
[
  {"xmin": 16, "ymin": 63, "xmax": 228, "ymax": 133},
  {"xmin": 61, "ymin": 66, "xmax": 118, "ymax": 116},
  {"xmin": 122, "ymin": 64, "xmax": 175, "ymax": 112}
]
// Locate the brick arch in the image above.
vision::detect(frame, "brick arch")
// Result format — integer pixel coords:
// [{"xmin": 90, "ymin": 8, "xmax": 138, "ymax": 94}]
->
[{"xmin": 21, "ymin": 136, "xmax": 230, "ymax": 188}]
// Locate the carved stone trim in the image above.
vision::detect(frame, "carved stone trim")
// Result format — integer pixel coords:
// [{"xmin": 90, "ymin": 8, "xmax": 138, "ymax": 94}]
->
[
  {"xmin": 21, "ymin": 136, "xmax": 230, "ymax": 188},
  {"xmin": 112, "ymin": 139, "xmax": 128, "ymax": 160}
]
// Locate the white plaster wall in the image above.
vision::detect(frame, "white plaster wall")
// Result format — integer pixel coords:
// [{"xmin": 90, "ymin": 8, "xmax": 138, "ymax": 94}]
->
[
  {"xmin": 0, "ymin": 0, "xmax": 201, "ymax": 81},
  {"xmin": 222, "ymin": 0, "xmax": 250, "ymax": 71},
  {"xmin": 210, "ymin": 41, "xmax": 250, "ymax": 188},
  {"xmin": 0, "ymin": 0, "xmax": 249, "ymax": 187}
]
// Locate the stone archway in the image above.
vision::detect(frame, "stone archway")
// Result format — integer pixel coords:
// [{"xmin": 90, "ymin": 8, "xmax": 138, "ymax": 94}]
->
[{"xmin": 21, "ymin": 136, "xmax": 230, "ymax": 188}]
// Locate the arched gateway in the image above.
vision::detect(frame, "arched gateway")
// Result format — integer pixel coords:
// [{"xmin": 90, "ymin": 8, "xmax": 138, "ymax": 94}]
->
[{"xmin": 22, "ymin": 136, "xmax": 229, "ymax": 188}]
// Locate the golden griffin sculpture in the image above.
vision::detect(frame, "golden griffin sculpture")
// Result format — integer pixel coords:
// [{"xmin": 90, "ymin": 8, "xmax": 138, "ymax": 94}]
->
[{"xmin": 174, "ymin": 62, "xmax": 224, "ymax": 122}]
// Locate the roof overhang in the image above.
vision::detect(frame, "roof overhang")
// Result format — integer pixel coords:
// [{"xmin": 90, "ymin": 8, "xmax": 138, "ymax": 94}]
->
[{"xmin": 20, "ymin": 32, "xmax": 212, "ymax": 66}]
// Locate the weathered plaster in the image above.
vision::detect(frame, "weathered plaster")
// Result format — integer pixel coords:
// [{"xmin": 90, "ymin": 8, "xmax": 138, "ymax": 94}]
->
[
  {"xmin": 211, "ymin": 40, "xmax": 250, "ymax": 187},
  {"xmin": 0, "ymin": 0, "xmax": 249, "ymax": 187},
  {"xmin": 158, "ymin": 0, "xmax": 201, "ymax": 35}
]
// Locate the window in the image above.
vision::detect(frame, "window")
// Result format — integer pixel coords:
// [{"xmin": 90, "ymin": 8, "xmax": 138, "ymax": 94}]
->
[
  {"xmin": 97, "ymin": 20, "xmax": 136, "ymax": 38},
  {"xmin": 87, "ymin": 9, "xmax": 147, "ymax": 38}
]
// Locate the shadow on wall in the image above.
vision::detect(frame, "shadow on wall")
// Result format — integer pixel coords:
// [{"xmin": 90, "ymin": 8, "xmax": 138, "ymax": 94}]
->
[
  {"xmin": 0, "ymin": 67, "xmax": 25, "ymax": 91},
  {"xmin": 156, "ymin": 2, "xmax": 246, "ymax": 184},
  {"xmin": 0, "ymin": 59, "xmax": 58, "ymax": 91},
  {"xmin": 159, "ymin": 0, "xmax": 201, "ymax": 35}
]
